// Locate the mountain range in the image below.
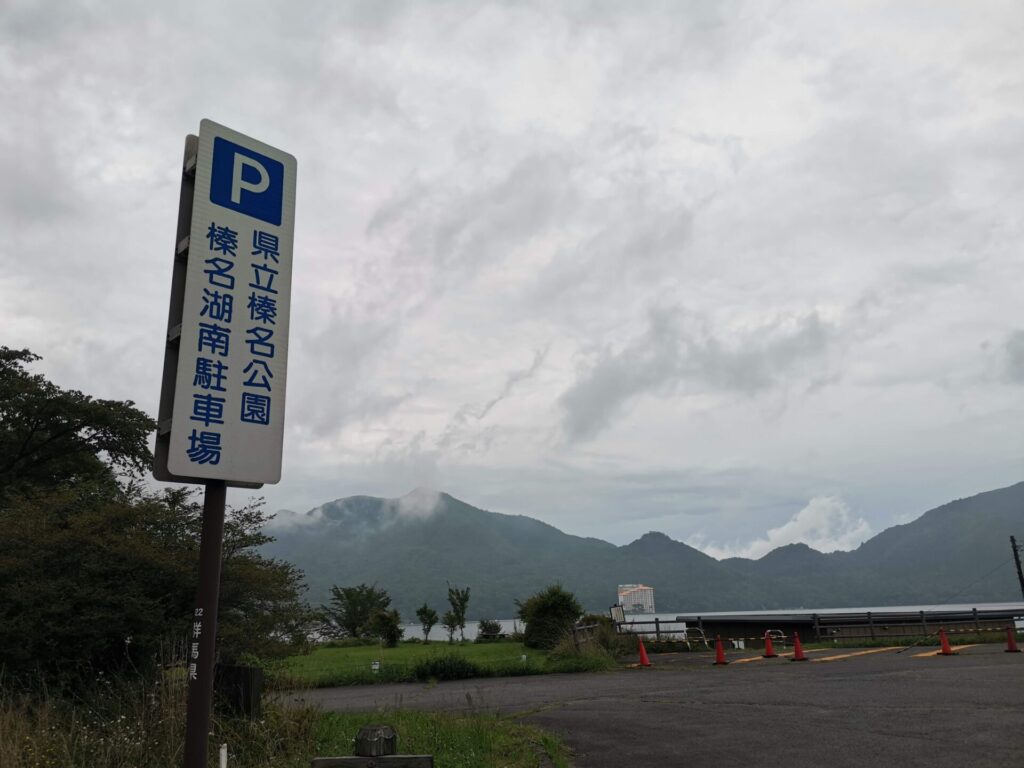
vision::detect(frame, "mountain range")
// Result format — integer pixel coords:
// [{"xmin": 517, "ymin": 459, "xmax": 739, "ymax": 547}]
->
[{"xmin": 260, "ymin": 483, "xmax": 1024, "ymax": 619}]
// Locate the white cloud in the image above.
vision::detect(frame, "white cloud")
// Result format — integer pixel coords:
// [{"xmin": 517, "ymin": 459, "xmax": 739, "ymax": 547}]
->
[{"xmin": 695, "ymin": 496, "xmax": 872, "ymax": 560}]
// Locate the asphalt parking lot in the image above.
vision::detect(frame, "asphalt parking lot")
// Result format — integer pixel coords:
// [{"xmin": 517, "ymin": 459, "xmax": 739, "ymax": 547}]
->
[{"xmin": 292, "ymin": 643, "xmax": 1024, "ymax": 767}]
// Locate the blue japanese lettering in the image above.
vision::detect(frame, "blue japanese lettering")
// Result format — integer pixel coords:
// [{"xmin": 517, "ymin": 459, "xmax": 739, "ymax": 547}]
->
[
  {"xmin": 246, "ymin": 327, "xmax": 275, "ymax": 358},
  {"xmin": 197, "ymin": 322, "xmax": 231, "ymax": 357},
  {"xmin": 247, "ymin": 292, "xmax": 277, "ymax": 325},
  {"xmin": 207, "ymin": 222, "xmax": 239, "ymax": 257},
  {"xmin": 249, "ymin": 263, "xmax": 278, "ymax": 294},
  {"xmin": 204, "ymin": 257, "xmax": 235, "ymax": 289},
  {"xmin": 242, "ymin": 359, "xmax": 273, "ymax": 390},
  {"xmin": 200, "ymin": 289, "xmax": 234, "ymax": 322},
  {"xmin": 191, "ymin": 393, "xmax": 226, "ymax": 427},
  {"xmin": 251, "ymin": 230, "xmax": 280, "ymax": 263},
  {"xmin": 240, "ymin": 392, "xmax": 271, "ymax": 425},
  {"xmin": 186, "ymin": 429, "xmax": 222, "ymax": 465},
  {"xmin": 193, "ymin": 358, "xmax": 228, "ymax": 391}
]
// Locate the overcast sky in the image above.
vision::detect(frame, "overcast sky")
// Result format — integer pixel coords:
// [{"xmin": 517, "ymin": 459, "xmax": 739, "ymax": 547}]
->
[{"xmin": 3, "ymin": 1, "xmax": 1023, "ymax": 558}]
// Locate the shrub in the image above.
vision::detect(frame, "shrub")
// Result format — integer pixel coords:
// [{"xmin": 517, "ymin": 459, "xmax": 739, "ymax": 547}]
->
[
  {"xmin": 475, "ymin": 618, "xmax": 503, "ymax": 642},
  {"xmin": 545, "ymin": 634, "xmax": 617, "ymax": 673},
  {"xmin": 412, "ymin": 653, "xmax": 486, "ymax": 682},
  {"xmin": 515, "ymin": 585, "xmax": 583, "ymax": 650},
  {"xmin": 323, "ymin": 637, "xmax": 377, "ymax": 648},
  {"xmin": 579, "ymin": 613, "xmax": 634, "ymax": 657},
  {"xmin": 367, "ymin": 609, "xmax": 403, "ymax": 648}
]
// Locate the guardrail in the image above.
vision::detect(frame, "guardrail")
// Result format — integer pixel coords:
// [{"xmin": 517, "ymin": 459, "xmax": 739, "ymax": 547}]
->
[{"xmin": 613, "ymin": 619, "xmax": 711, "ymax": 648}]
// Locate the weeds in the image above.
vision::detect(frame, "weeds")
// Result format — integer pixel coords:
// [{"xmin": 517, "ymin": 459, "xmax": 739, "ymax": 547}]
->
[
  {"xmin": 412, "ymin": 653, "xmax": 484, "ymax": 682},
  {"xmin": 1, "ymin": 672, "xmax": 568, "ymax": 768}
]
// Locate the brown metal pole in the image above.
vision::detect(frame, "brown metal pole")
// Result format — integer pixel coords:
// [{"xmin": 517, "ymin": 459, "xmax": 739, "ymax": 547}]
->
[{"xmin": 184, "ymin": 481, "xmax": 227, "ymax": 768}]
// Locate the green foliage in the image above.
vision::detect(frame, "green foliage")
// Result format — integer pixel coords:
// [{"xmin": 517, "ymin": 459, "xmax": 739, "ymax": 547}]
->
[
  {"xmin": 0, "ymin": 347, "xmax": 154, "ymax": 501},
  {"xmin": 442, "ymin": 610, "xmax": 459, "ymax": 642},
  {"xmin": 0, "ymin": 484, "xmax": 314, "ymax": 685},
  {"xmin": 321, "ymin": 583, "xmax": 392, "ymax": 639},
  {"xmin": 412, "ymin": 652, "xmax": 484, "ymax": 682},
  {"xmin": 579, "ymin": 613, "xmax": 634, "ymax": 656},
  {"xmin": 415, "ymin": 603, "xmax": 438, "ymax": 642},
  {"xmin": 314, "ymin": 710, "xmax": 570, "ymax": 768},
  {"xmin": 3, "ymin": 670, "xmax": 571, "ymax": 768},
  {"xmin": 323, "ymin": 637, "xmax": 377, "ymax": 648},
  {"xmin": 279, "ymin": 641, "xmax": 541, "ymax": 687},
  {"xmin": 516, "ymin": 584, "xmax": 583, "ymax": 650},
  {"xmin": 0, "ymin": 349, "xmax": 314, "ymax": 687},
  {"xmin": 367, "ymin": 608, "xmax": 404, "ymax": 648},
  {"xmin": 446, "ymin": 582, "xmax": 471, "ymax": 641},
  {"xmin": 476, "ymin": 618, "xmax": 503, "ymax": 641}
]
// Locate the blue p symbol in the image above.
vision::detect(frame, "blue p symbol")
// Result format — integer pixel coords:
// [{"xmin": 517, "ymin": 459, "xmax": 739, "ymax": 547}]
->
[{"xmin": 210, "ymin": 137, "xmax": 284, "ymax": 226}]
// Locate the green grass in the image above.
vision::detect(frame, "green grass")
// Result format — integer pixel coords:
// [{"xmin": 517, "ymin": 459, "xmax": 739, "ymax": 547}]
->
[
  {"xmin": 315, "ymin": 710, "xmax": 570, "ymax": 768},
  {"xmin": 1, "ymin": 672, "xmax": 570, "ymax": 768},
  {"xmin": 280, "ymin": 641, "xmax": 542, "ymax": 687},
  {"xmin": 278, "ymin": 639, "xmax": 618, "ymax": 687}
]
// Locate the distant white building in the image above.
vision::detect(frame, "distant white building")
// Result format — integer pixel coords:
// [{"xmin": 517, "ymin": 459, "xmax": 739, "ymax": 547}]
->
[{"xmin": 617, "ymin": 584, "xmax": 655, "ymax": 614}]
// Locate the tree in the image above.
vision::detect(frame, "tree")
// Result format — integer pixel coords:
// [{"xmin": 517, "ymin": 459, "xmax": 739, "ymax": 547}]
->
[
  {"xmin": 0, "ymin": 484, "xmax": 315, "ymax": 685},
  {"xmin": 415, "ymin": 603, "xmax": 438, "ymax": 643},
  {"xmin": 476, "ymin": 618, "xmax": 502, "ymax": 641},
  {"xmin": 442, "ymin": 611, "xmax": 459, "ymax": 643},
  {"xmin": 516, "ymin": 584, "xmax": 583, "ymax": 650},
  {"xmin": 446, "ymin": 583, "xmax": 471, "ymax": 642},
  {"xmin": 0, "ymin": 347, "xmax": 154, "ymax": 501},
  {"xmin": 0, "ymin": 349, "xmax": 314, "ymax": 686},
  {"xmin": 368, "ymin": 608, "xmax": 404, "ymax": 648},
  {"xmin": 321, "ymin": 583, "xmax": 392, "ymax": 639}
]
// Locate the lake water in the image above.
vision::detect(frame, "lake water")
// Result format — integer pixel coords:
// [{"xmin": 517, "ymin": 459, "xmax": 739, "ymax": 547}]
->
[{"xmin": 403, "ymin": 603, "xmax": 1024, "ymax": 641}]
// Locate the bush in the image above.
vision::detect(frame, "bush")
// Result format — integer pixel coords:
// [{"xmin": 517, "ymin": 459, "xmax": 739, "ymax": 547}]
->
[
  {"xmin": 545, "ymin": 634, "xmax": 617, "ymax": 673},
  {"xmin": 323, "ymin": 637, "xmax": 377, "ymax": 648},
  {"xmin": 515, "ymin": 585, "xmax": 583, "ymax": 650},
  {"xmin": 475, "ymin": 618, "xmax": 503, "ymax": 642},
  {"xmin": 367, "ymin": 609, "xmax": 404, "ymax": 648},
  {"xmin": 412, "ymin": 653, "xmax": 486, "ymax": 682},
  {"xmin": 580, "ymin": 613, "xmax": 634, "ymax": 657}
]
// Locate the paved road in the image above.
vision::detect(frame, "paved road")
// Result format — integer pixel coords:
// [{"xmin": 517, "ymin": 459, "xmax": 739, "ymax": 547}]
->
[{"xmin": 290, "ymin": 644, "xmax": 1024, "ymax": 767}]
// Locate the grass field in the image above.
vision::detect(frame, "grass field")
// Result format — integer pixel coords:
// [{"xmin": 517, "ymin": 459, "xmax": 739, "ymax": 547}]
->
[
  {"xmin": 1, "ymin": 673, "xmax": 570, "ymax": 768},
  {"xmin": 279, "ymin": 639, "xmax": 616, "ymax": 687},
  {"xmin": 315, "ymin": 710, "xmax": 570, "ymax": 768}
]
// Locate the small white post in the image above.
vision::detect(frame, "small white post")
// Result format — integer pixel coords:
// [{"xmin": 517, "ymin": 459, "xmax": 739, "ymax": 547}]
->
[{"xmin": 219, "ymin": 743, "xmax": 227, "ymax": 768}]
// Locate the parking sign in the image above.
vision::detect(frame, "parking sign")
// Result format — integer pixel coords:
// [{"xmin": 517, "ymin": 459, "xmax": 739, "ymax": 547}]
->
[{"xmin": 161, "ymin": 120, "xmax": 297, "ymax": 484}]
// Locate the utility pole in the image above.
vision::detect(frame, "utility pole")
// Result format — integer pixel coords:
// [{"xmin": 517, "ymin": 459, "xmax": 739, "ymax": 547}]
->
[{"xmin": 1012, "ymin": 536, "xmax": 1024, "ymax": 601}]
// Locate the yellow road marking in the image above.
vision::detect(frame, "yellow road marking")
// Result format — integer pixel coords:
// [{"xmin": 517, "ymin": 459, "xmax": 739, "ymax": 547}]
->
[
  {"xmin": 911, "ymin": 644, "xmax": 978, "ymax": 658},
  {"xmin": 812, "ymin": 647, "xmax": 901, "ymax": 662},
  {"xmin": 730, "ymin": 649, "xmax": 825, "ymax": 663}
]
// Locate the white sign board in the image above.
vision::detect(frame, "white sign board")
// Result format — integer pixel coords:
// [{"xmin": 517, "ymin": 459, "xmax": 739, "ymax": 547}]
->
[{"xmin": 166, "ymin": 119, "xmax": 296, "ymax": 484}]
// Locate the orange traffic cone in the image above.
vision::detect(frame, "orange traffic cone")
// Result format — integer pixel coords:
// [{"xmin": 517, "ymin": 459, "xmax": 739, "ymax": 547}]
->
[
  {"xmin": 763, "ymin": 631, "xmax": 778, "ymax": 658},
  {"xmin": 713, "ymin": 635, "xmax": 729, "ymax": 665},
  {"xmin": 1005, "ymin": 625, "xmax": 1021, "ymax": 654},
  {"xmin": 938, "ymin": 627, "xmax": 956, "ymax": 656},
  {"xmin": 790, "ymin": 631, "xmax": 808, "ymax": 661},
  {"xmin": 638, "ymin": 636, "xmax": 652, "ymax": 667}
]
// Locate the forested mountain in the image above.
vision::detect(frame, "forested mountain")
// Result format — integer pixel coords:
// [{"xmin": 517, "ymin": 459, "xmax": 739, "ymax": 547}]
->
[{"xmin": 262, "ymin": 483, "xmax": 1024, "ymax": 619}]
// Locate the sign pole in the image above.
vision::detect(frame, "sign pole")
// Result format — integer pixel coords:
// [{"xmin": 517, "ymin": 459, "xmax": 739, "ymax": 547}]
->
[
  {"xmin": 154, "ymin": 119, "xmax": 296, "ymax": 765},
  {"xmin": 184, "ymin": 480, "xmax": 228, "ymax": 768}
]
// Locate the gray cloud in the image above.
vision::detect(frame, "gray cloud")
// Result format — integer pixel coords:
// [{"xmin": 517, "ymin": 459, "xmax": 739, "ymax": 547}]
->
[
  {"xmin": 1005, "ymin": 331, "xmax": 1024, "ymax": 384},
  {"xmin": 4, "ymin": 1, "xmax": 1024, "ymax": 558},
  {"xmin": 437, "ymin": 347, "xmax": 549, "ymax": 453},
  {"xmin": 559, "ymin": 307, "xmax": 836, "ymax": 442}
]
